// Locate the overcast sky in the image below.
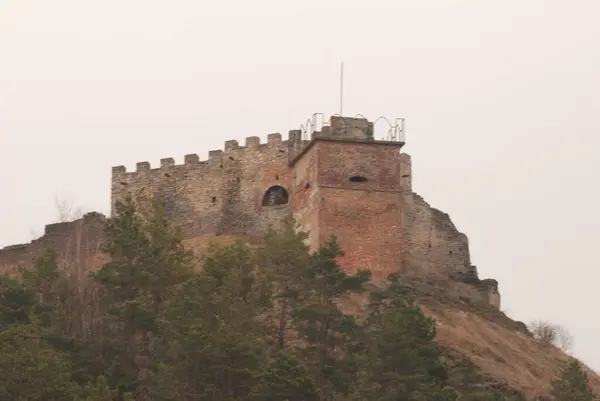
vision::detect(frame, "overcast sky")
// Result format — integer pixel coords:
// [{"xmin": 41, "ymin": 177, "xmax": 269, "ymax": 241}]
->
[{"xmin": 1, "ymin": 0, "xmax": 599, "ymax": 369}]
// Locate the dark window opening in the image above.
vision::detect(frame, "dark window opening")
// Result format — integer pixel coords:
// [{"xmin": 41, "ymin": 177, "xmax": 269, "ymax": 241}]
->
[
  {"xmin": 275, "ymin": 174, "xmax": 279, "ymax": 180},
  {"xmin": 304, "ymin": 183, "xmax": 310, "ymax": 190},
  {"xmin": 262, "ymin": 185, "xmax": 289, "ymax": 207},
  {"xmin": 212, "ymin": 196, "xmax": 217, "ymax": 203},
  {"xmin": 349, "ymin": 175, "xmax": 368, "ymax": 183}
]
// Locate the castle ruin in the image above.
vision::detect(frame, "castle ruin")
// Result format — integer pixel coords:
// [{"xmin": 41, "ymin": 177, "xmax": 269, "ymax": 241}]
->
[{"xmin": 0, "ymin": 115, "xmax": 500, "ymax": 308}]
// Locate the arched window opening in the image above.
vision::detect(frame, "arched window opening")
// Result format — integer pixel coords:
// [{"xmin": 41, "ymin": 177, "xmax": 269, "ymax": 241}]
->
[
  {"xmin": 262, "ymin": 185, "xmax": 289, "ymax": 207},
  {"xmin": 349, "ymin": 175, "xmax": 368, "ymax": 183}
]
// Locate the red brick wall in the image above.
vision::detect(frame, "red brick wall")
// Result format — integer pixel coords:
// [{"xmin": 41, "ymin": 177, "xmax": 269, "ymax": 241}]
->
[
  {"xmin": 319, "ymin": 188, "xmax": 403, "ymax": 280},
  {"xmin": 316, "ymin": 141, "xmax": 402, "ymax": 192},
  {"xmin": 291, "ymin": 139, "xmax": 404, "ymax": 279}
]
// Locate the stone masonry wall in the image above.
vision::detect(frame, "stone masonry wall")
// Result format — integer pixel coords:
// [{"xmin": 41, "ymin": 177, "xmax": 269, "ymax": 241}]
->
[
  {"xmin": 398, "ymin": 153, "xmax": 500, "ymax": 307},
  {"xmin": 398, "ymin": 153, "xmax": 471, "ymax": 278},
  {"xmin": 0, "ymin": 212, "xmax": 106, "ymax": 277},
  {"xmin": 112, "ymin": 132, "xmax": 304, "ymax": 240},
  {"xmin": 401, "ymin": 190, "xmax": 471, "ymax": 278}
]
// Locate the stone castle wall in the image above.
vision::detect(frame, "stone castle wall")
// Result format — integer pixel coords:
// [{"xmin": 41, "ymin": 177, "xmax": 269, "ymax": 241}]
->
[
  {"xmin": 0, "ymin": 212, "xmax": 106, "ymax": 277},
  {"xmin": 111, "ymin": 132, "xmax": 306, "ymax": 240},
  {"xmin": 0, "ymin": 116, "xmax": 500, "ymax": 308}
]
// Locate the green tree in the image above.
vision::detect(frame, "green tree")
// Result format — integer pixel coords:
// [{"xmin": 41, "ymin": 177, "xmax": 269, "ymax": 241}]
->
[
  {"xmin": 350, "ymin": 273, "xmax": 455, "ymax": 401},
  {"xmin": 292, "ymin": 237, "xmax": 371, "ymax": 400},
  {"xmin": 252, "ymin": 354, "xmax": 318, "ymax": 401},
  {"xmin": 73, "ymin": 376, "xmax": 117, "ymax": 401},
  {"xmin": 258, "ymin": 215, "xmax": 310, "ymax": 350},
  {"xmin": 0, "ymin": 324, "xmax": 75, "ymax": 400},
  {"xmin": 550, "ymin": 358, "xmax": 597, "ymax": 401},
  {"xmin": 93, "ymin": 196, "xmax": 193, "ymax": 399},
  {"xmin": 151, "ymin": 241, "xmax": 268, "ymax": 400},
  {"xmin": 0, "ymin": 275, "xmax": 37, "ymax": 329},
  {"xmin": 0, "ymin": 249, "xmax": 66, "ymax": 332}
]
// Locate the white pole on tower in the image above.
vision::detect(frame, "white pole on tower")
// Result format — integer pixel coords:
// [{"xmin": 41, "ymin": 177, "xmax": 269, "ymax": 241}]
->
[{"xmin": 339, "ymin": 62, "xmax": 344, "ymax": 116}]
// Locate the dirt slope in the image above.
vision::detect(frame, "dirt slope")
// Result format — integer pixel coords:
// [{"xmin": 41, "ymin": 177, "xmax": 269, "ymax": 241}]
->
[
  {"xmin": 409, "ymin": 277, "xmax": 600, "ymax": 399},
  {"xmin": 421, "ymin": 298, "xmax": 600, "ymax": 399},
  {"xmin": 340, "ymin": 276, "xmax": 600, "ymax": 399}
]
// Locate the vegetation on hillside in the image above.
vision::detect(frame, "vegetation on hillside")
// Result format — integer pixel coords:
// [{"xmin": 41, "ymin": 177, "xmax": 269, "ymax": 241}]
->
[{"xmin": 0, "ymin": 196, "xmax": 594, "ymax": 400}]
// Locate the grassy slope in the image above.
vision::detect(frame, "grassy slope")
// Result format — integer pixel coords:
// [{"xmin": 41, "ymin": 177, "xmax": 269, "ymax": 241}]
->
[{"xmin": 393, "ymin": 277, "xmax": 600, "ymax": 399}]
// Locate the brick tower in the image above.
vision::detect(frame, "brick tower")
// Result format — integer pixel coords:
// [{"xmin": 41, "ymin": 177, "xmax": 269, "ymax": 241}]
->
[{"xmin": 290, "ymin": 116, "xmax": 405, "ymax": 280}]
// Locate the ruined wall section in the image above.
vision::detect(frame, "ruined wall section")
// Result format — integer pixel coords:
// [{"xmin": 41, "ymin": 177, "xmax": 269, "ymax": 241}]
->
[
  {"xmin": 112, "ymin": 132, "xmax": 302, "ymax": 241},
  {"xmin": 399, "ymin": 153, "xmax": 471, "ymax": 277},
  {"xmin": 0, "ymin": 212, "xmax": 106, "ymax": 277},
  {"xmin": 399, "ymin": 153, "xmax": 500, "ymax": 308},
  {"xmin": 402, "ymin": 190, "xmax": 472, "ymax": 278}
]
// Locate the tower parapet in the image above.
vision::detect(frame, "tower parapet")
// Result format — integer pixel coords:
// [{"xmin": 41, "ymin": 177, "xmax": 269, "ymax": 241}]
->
[
  {"xmin": 289, "ymin": 115, "xmax": 406, "ymax": 279},
  {"xmin": 320, "ymin": 116, "xmax": 374, "ymax": 140}
]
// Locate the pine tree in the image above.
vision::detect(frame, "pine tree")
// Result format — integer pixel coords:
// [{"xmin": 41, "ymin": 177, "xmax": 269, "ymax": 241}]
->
[
  {"xmin": 258, "ymin": 215, "xmax": 310, "ymax": 350},
  {"xmin": 73, "ymin": 376, "xmax": 117, "ymax": 401},
  {"xmin": 550, "ymin": 358, "xmax": 597, "ymax": 401},
  {"xmin": 151, "ymin": 240, "xmax": 268, "ymax": 400},
  {"xmin": 0, "ymin": 275, "xmax": 37, "ymax": 329},
  {"xmin": 292, "ymin": 236, "xmax": 371, "ymax": 400},
  {"xmin": 350, "ymin": 273, "xmax": 455, "ymax": 401},
  {"xmin": 253, "ymin": 354, "xmax": 318, "ymax": 401},
  {"xmin": 93, "ymin": 195, "xmax": 193, "ymax": 399},
  {"xmin": 0, "ymin": 324, "xmax": 75, "ymax": 400}
]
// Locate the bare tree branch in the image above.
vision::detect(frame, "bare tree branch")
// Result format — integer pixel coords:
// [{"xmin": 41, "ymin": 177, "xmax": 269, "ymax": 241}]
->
[
  {"xmin": 54, "ymin": 194, "xmax": 83, "ymax": 223},
  {"xmin": 530, "ymin": 320, "xmax": 574, "ymax": 353}
]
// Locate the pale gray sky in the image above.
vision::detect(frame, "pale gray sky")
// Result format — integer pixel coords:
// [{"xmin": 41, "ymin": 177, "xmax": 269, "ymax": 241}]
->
[{"xmin": 1, "ymin": 0, "xmax": 599, "ymax": 369}]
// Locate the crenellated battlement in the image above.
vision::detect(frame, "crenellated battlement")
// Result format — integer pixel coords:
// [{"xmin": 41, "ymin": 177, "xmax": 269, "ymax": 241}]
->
[
  {"xmin": 110, "ymin": 128, "xmax": 308, "ymax": 239},
  {"xmin": 111, "ymin": 113, "xmax": 407, "ymax": 176},
  {"xmin": 112, "ymin": 131, "xmax": 300, "ymax": 176},
  {"xmin": 110, "ymin": 114, "xmax": 410, "ymax": 244}
]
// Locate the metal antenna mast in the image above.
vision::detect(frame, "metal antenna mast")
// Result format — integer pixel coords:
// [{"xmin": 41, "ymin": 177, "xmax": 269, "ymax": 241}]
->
[{"xmin": 339, "ymin": 62, "xmax": 344, "ymax": 116}]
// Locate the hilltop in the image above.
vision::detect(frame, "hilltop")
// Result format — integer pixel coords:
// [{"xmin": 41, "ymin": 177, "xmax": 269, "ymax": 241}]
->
[{"xmin": 0, "ymin": 114, "xmax": 596, "ymax": 399}]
